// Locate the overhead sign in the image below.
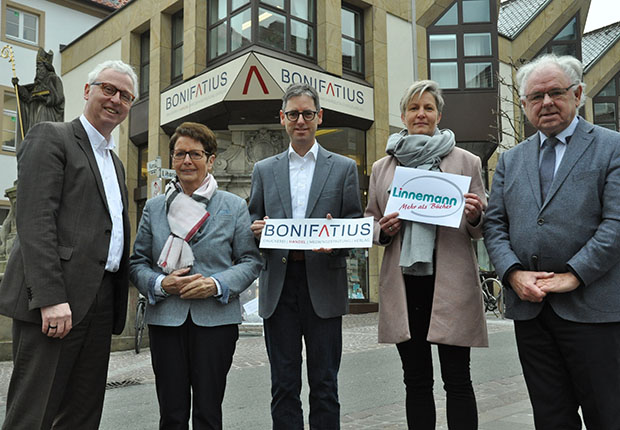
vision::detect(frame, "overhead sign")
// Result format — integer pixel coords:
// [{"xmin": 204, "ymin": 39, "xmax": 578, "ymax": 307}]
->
[
  {"xmin": 385, "ymin": 167, "xmax": 471, "ymax": 228},
  {"xmin": 160, "ymin": 55, "xmax": 247, "ymax": 124},
  {"xmin": 160, "ymin": 52, "xmax": 374, "ymax": 125},
  {"xmin": 259, "ymin": 217, "xmax": 374, "ymax": 250},
  {"xmin": 256, "ymin": 53, "xmax": 373, "ymax": 120}
]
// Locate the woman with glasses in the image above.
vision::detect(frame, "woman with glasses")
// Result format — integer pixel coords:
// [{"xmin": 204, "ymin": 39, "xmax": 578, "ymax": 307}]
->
[
  {"xmin": 364, "ymin": 80, "xmax": 488, "ymax": 429},
  {"xmin": 129, "ymin": 122, "xmax": 261, "ymax": 429}
]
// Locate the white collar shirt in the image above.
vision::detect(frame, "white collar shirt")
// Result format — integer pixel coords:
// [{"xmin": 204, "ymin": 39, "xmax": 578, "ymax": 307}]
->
[
  {"xmin": 538, "ymin": 115, "xmax": 579, "ymax": 175},
  {"xmin": 79, "ymin": 114, "xmax": 124, "ymax": 272},
  {"xmin": 288, "ymin": 141, "xmax": 319, "ymax": 219}
]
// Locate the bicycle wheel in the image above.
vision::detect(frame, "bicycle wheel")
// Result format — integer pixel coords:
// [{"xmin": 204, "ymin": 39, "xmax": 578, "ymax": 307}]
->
[{"xmin": 135, "ymin": 300, "xmax": 146, "ymax": 354}]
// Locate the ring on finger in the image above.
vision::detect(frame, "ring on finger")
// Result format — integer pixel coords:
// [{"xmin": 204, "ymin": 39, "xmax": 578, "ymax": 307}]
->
[{"xmin": 388, "ymin": 226, "xmax": 393, "ymax": 232}]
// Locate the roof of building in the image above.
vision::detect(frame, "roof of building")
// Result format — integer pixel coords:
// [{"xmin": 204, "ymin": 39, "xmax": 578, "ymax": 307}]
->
[
  {"xmin": 582, "ymin": 21, "xmax": 620, "ymax": 71},
  {"xmin": 498, "ymin": 0, "xmax": 551, "ymax": 40},
  {"xmin": 80, "ymin": 0, "xmax": 132, "ymax": 11}
]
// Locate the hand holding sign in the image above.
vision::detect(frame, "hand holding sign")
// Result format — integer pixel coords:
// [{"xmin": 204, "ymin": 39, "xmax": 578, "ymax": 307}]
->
[
  {"xmin": 463, "ymin": 192, "xmax": 484, "ymax": 225},
  {"xmin": 313, "ymin": 213, "xmax": 334, "ymax": 253},
  {"xmin": 379, "ymin": 212, "xmax": 401, "ymax": 237}
]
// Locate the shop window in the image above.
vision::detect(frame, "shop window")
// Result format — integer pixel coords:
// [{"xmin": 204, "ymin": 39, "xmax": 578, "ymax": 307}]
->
[
  {"xmin": 5, "ymin": 6, "xmax": 38, "ymax": 45},
  {"xmin": 593, "ymin": 74, "xmax": 619, "ymax": 131},
  {"xmin": 171, "ymin": 11, "xmax": 184, "ymax": 84},
  {"xmin": 427, "ymin": 0, "xmax": 496, "ymax": 90},
  {"xmin": 208, "ymin": 0, "xmax": 316, "ymax": 62},
  {"xmin": 139, "ymin": 31, "xmax": 150, "ymax": 98},
  {"xmin": 342, "ymin": 4, "xmax": 364, "ymax": 76},
  {"xmin": 2, "ymin": 91, "xmax": 17, "ymax": 151}
]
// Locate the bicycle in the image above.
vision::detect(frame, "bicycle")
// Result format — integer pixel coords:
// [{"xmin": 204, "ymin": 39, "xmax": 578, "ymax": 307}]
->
[
  {"xmin": 134, "ymin": 293, "xmax": 147, "ymax": 354},
  {"xmin": 480, "ymin": 270, "xmax": 504, "ymax": 318}
]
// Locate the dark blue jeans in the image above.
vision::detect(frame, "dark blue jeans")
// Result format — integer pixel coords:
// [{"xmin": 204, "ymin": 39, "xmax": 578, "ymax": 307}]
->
[
  {"xmin": 396, "ymin": 274, "xmax": 477, "ymax": 430},
  {"xmin": 264, "ymin": 260, "xmax": 342, "ymax": 430}
]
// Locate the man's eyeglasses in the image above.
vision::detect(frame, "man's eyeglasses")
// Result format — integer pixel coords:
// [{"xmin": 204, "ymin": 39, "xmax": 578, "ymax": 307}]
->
[
  {"xmin": 284, "ymin": 110, "xmax": 319, "ymax": 121},
  {"xmin": 524, "ymin": 84, "xmax": 577, "ymax": 104},
  {"xmin": 91, "ymin": 81, "xmax": 136, "ymax": 105},
  {"xmin": 171, "ymin": 150, "xmax": 210, "ymax": 161}
]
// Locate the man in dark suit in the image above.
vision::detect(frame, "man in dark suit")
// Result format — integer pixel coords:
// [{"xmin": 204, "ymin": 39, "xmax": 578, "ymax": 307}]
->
[
  {"xmin": 0, "ymin": 60, "xmax": 137, "ymax": 429},
  {"xmin": 484, "ymin": 54, "xmax": 620, "ymax": 429},
  {"xmin": 249, "ymin": 83, "xmax": 362, "ymax": 429}
]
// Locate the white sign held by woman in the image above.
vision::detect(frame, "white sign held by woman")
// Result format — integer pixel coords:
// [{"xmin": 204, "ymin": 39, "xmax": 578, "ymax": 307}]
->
[{"xmin": 385, "ymin": 166, "xmax": 471, "ymax": 228}]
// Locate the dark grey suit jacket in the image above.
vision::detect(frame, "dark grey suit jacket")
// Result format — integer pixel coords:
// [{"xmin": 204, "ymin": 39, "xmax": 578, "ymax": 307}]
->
[
  {"xmin": 248, "ymin": 144, "xmax": 362, "ymax": 319},
  {"xmin": 483, "ymin": 118, "xmax": 620, "ymax": 323},
  {"xmin": 0, "ymin": 118, "xmax": 130, "ymax": 334}
]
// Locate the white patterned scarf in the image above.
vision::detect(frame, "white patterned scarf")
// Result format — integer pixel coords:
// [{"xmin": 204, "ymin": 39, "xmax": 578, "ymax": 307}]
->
[{"xmin": 157, "ymin": 174, "xmax": 218, "ymax": 273}]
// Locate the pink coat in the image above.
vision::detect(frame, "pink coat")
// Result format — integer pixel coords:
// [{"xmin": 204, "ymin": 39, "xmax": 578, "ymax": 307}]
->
[{"xmin": 365, "ymin": 147, "xmax": 488, "ymax": 347}]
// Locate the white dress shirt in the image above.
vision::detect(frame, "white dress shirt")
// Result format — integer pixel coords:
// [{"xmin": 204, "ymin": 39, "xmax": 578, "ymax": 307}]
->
[
  {"xmin": 289, "ymin": 141, "xmax": 319, "ymax": 219},
  {"xmin": 79, "ymin": 115, "xmax": 124, "ymax": 272},
  {"xmin": 538, "ymin": 115, "xmax": 580, "ymax": 175}
]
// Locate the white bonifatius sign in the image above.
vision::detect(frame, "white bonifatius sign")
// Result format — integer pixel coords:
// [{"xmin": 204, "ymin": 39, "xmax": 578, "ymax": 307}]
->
[
  {"xmin": 385, "ymin": 167, "xmax": 471, "ymax": 228},
  {"xmin": 259, "ymin": 217, "xmax": 374, "ymax": 250}
]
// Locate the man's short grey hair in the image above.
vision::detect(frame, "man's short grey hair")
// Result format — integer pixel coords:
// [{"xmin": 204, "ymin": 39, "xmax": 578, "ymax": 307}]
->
[
  {"xmin": 399, "ymin": 80, "xmax": 445, "ymax": 115},
  {"xmin": 516, "ymin": 53, "xmax": 586, "ymax": 107},
  {"xmin": 281, "ymin": 83, "xmax": 321, "ymax": 112},
  {"xmin": 88, "ymin": 60, "xmax": 139, "ymax": 100}
]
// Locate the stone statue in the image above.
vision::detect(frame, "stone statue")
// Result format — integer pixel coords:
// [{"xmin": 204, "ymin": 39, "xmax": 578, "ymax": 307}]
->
[
  {"xmin": 0, "ymin": 184, "xmax": 16, "ymax": 272},
  {"xmin": 0, "ymin": 49, "xmax": 64, "ymax": 269},
  {"xmin": 11, "ymin": 47, "xmax": 64, "ymax": 146}
]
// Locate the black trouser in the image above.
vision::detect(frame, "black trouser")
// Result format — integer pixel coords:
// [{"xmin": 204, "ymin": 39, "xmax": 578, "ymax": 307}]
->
[
  {"xmin": 396, "ymin": 274, "xmax": 477, "ymax": 430},
  {"xmin": 3, "ymin": 272, "xmax": 115, "ymax": 430},
  {"xmin": 149, "ymin": 318, "xmax": 238, "ymax": 430},
  {"xmin": 515, "ymin": 302, "xmax": 620, "ymax": 430},
  {"xmin": 264, "ymin": 260, "xmax": 342, "ymax": 430}
]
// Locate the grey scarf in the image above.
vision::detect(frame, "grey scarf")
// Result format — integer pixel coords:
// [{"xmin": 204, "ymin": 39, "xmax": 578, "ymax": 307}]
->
[{"xmin": 386, "ymin": 128, "xmax": 456, "ymax": 276}]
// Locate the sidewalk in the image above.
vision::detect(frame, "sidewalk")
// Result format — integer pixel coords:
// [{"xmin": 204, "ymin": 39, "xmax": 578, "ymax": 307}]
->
[{"xmin": 0, "ymin": 313, "xmax": 534, "ymax": 429}]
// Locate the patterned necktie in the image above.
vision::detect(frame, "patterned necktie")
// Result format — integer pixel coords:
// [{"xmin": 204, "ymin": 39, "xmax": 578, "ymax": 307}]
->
[{"xmin": 539, "ymin": 137, "xmax": 559, "ymax": 202}]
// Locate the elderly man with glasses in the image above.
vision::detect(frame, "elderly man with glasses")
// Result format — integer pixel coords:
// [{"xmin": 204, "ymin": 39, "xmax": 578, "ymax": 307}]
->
[
  {"xmin": 484, "ymin": 53, "xmax": 620, "ymax": 429},
  {"xmin": 0, "ymin": 60, "xmax": 137, "ymax": 430},
  {"xmin": 249, "ymin": 83, "xmax": 362, "ymax": 429}
]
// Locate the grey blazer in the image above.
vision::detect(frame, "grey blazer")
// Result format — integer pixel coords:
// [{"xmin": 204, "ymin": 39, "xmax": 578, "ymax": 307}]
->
[
  {"xmin": 0, "ymin": 119, "xmax": 130, "ymax": 334},
  {"xmin": 248, "ymin": 144, "xmax": 363, "ymax": 319},
  {"xmin": 483, "ymin": 118, "xmax": 620, "ymax": 323},
  {"xmin": 129, "ymin": 190, "xmax": 262, "ymax": 327}
]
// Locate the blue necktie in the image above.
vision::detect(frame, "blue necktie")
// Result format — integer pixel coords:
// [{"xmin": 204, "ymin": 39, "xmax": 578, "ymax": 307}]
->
[{"xmin": 539, "ymin": 137, "xmax": 558, "ymax": 202}]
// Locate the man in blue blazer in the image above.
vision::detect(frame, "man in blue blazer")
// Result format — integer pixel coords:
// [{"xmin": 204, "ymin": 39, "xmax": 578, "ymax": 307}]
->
[
  {"xmin": 484, "ymin": 54, "xmax": 620, "ymax": 429},
  {"xmin": 249, "ymin": 83, "xmax": 362, "ymax": 429}
]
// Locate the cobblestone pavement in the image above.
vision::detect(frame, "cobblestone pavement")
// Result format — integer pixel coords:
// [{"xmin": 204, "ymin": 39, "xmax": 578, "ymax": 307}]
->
[{"xmin": 0, "ymin": 313, "xmax": 534, "ymax": 429}]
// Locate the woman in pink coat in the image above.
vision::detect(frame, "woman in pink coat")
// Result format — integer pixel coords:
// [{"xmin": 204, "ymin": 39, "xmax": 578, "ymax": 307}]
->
[{"xmin": 365, "ymin": 80, "xmax": 488, "ymax": 429}]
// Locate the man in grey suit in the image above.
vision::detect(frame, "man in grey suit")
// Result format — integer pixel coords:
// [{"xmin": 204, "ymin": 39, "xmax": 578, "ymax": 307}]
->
[
  {"xmin": 484, "ymin": 53, "xmax": 620, "ymax": 429},
  {"xmin": 0, "ymin": 60, "xmax": 136, "ymax": 429},
  {"xmin": 249, "ymin": 83, "xmax": 362, "ymax": 429}
]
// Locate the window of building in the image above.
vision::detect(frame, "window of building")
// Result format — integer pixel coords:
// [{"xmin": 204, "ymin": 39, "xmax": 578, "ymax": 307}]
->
[
  {"xmin": 593, "ymin": 77, "xmax": 618, "ymax": 131},
  {"xmin": 542, "ymin": 16, "xmax": 581, "ymax": 59},
  {"xmin": 139, "ymin": 31, "xmax": 150, "ymax": 98},
  {"xmin": 2, "ymin": 3, "xmax": 44, "ymax": 49},
  {"xmin": 5, "ymin": 6, "xmax": 37, "ymax": 45},
  {"xmin": 427, "ymin": 0, "xmax": 496, "ymax": 90},
  {"xmin": 207, "ymin": 0, "xmax": 316, "ymax": 62},
  {"xmin": 2, "ymin": 91, "xmax": 17, "ymax": 151},
  {"xmin": 171, "ymin": 11, "xmax": 184, "ymax": 84},
  {"xmin": 341, "ymin": 5, "xmax": 364, "ymax": 76}
]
